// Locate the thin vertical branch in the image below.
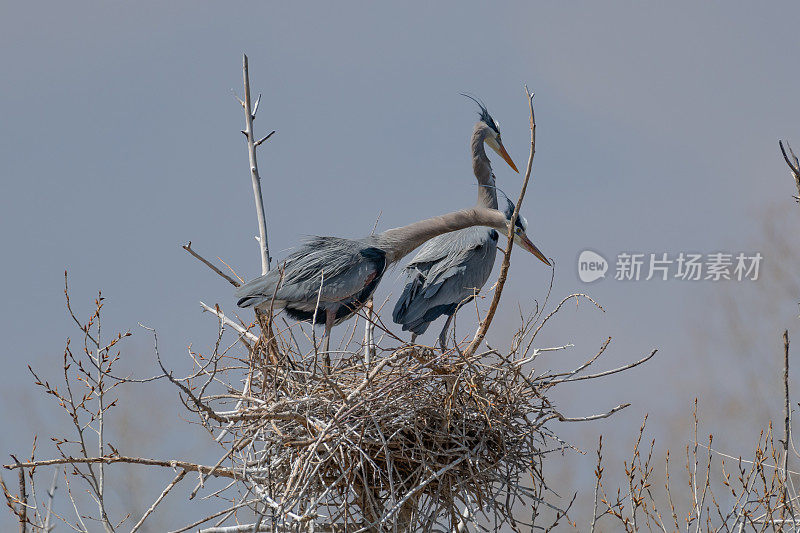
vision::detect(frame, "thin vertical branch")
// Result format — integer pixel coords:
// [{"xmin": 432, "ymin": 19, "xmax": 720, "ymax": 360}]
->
[
  {"xmin": 43, "ymin": 467, "xmax": 59, "ymax": 533},
  {"xmin": 242, "ymin": 54, "xmax": 271, "ymax": 274},
  {"xmin": 363, "ymin": 299, "xmax": 375, "ymax": 365},
  {"xmin": 463, "ymin": 85, "xmax": 540, "ymax": 359},
  {"xmin": 781, "ymin": 330, "xmax": 791, "ymax": 530},
  {"xmin": 97, "ymin": 348, "xmax": 106, "ymax": 528},
  {"xmin": 16, "ymin": 464, "xmax": 25, "ymax": 533},
  {"xmin": 95, "ymin": 319, "xmax": 113, "ymax": 533},
  {"xmin": 362, "ymin": 212, "xmax": 381, "ymax": 365},
  {"xmin": 590, "ymin": 436, "xmax": 603, "ymax": 532}
]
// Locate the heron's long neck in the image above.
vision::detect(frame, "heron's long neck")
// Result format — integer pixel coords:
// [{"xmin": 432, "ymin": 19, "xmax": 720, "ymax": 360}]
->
[
  {"xmin": 372, "ymin": 208, "xmax": 508, "ymax": 263},
  {"xmin": 471, "ymin": 124, "xmax": 498, "ymax": 210}
]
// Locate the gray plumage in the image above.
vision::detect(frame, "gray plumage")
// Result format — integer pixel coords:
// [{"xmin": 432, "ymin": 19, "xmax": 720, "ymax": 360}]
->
[
  {"xmin": 236, "ymin": 236, "xmax": 386, "ymax": 327},
  {"xmin": 392, "ymin": 199, "xmax": 526, "ymax": 340},
  {"xmin": 236, "ymin": 98, "xmax": 548, "ymax": 360},
  {"xmin": 392, "ymin": 99, "xmax": 529, "ymax": 348},
  {"xmin": 391, "ymin": 225, "xmax": 498, "ymax": 335},
  {"xmin": 235, "ymin": 206, "xmax": 523, "ymax": 361}
]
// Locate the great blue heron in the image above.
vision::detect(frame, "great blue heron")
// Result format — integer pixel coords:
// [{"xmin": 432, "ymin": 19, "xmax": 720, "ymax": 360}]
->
[
  {"xmin": 392, "ymin": 99, "xmax": 551, "ymax": 350},
  {"xmin": 235, "ymin": 207, "xmax": 547, "ymax": 360}
]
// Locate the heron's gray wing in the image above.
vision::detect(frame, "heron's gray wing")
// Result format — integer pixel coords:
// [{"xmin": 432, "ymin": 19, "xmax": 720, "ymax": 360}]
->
[
  {"xmin": 393, "ymin": 228, "xmax": 498, "ymax": 332},
  {"xmin": 236, "ymin": 237, "xmax": 385, "ymax": 311},
  {"xmin": 404, "ymin": 226, "xmax": 490, "ymax": 269}
]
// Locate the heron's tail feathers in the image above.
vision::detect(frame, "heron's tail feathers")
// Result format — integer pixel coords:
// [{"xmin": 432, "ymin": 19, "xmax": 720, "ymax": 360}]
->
[
  {"xmin": 234, "ymin": 273, "xmax": 279, "ymax": 309},
  {"xmin": 393, "ymin": 270, "xmax": 460, "ymax": 336},
  {"xmin": 392, "ymin": 271, "xmax": 425, "ymax": 325},
  {"xmin": 236, "ymin": 295, "xmax": 262, "ymax": 308},
  {"xmin": 400, "ymin": 316, "xmax": 433, "ymax": 336}
]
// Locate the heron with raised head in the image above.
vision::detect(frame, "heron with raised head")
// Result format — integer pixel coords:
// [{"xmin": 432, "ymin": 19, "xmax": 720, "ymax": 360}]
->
[
  {"xmin": 235, "ymin": 206, "xmax": 547, "ymax": 362},
  {"xmin": 392, "ymin": 98, "xmax": 551, "ymax": 350}
]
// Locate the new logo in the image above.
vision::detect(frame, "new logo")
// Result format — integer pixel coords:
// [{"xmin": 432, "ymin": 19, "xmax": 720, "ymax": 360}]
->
[{"xmin": 578, "ymin": 250, "xmax": 608, "ymax": 283}]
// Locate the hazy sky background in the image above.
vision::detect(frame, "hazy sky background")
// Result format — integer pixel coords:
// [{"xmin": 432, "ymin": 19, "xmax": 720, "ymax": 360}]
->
[{"xmin": 3, "ymin": 2, "xmax": 800, "ymax": 530}]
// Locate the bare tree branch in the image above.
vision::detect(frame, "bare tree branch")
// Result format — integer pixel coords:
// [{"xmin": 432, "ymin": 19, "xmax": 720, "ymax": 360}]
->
[
  {"xmin": 552, "ymin": 349, "xmax": 658, "ymax": 383},
  {"xmin": 183, "ymin": 242, "xmax": 242, "ymax": 287},
  {"xmin": 198, "ymin": 301, "xmax": 259, "ymax": 342},
  {"xmin": 555, "ymin": 403, "xmax": 630, "ymax": 422},
  {"xmin": 242, "ymin": 54, "xmax": 272, "ymax": 274},
  {"xmin": 781, "ymin": 330, "xmax": 793, "ymax": 530},
  {"xmin": 129, "ymin": 471, "xmax": 186, "ymax": 533},
  {"xmin": 43, "ymin": 467, "xmax": 59, "ymax": 533},
  {"xmin": 4, "ymin": 457, "xmax": 240, "ymax": 480},
  {"xmin": 16, "ymin": 460, "xmax": 25, "ymax": 533}
]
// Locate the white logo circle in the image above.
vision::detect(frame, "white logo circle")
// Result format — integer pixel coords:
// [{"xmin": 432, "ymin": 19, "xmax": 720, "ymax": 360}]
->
[{"xmin": 578, "ymin": 250, "xmax": 608, "ymax": 283}]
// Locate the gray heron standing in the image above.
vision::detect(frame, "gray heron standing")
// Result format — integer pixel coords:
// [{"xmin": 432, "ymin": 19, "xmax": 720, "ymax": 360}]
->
[
  {"xmin": 392, "ymin": 98, "xmax": 551, "ymax": 350},
  {"xmin": 235, "ymin": 206, "xmax": 547, "ymax": 363}
]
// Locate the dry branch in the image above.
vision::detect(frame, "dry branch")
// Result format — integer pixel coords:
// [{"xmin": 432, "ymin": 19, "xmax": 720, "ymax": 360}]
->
[
  {"xmin": 242, "ymin": 54, "xmax": 272, "ymax": 274},
  {"xmin": 16, "ymin": 463, "xmax": 25, "ymax": 533},
  {"xmin": 463, "ymin": 85, "xmax": 545, "ymax": 359},
  {"xmin": 3, "ymin": 457, "xmax": 239, "ymax": 481},
  {"xmin": 782, "ymin": 329, "xmax": 791, "ymax": 529},
  {"xmin": 130, "ymin": 471, "xmax": 186, "ymax": 533},
  {"xmin": 183, "ymin": 242, "xmax": 242, "ymax": 287}
]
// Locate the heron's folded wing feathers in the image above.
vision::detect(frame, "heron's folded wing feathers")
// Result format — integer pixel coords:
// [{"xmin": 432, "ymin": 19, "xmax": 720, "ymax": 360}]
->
[
  {"xmin": 404, "ymin": 227, "xmax": 490, "ymax": 268},
  {"xmin": 393, "ymin": 229, "xmax": 498, "ymax": 327},
  {"xmin": 237, "ymin": 237, "xmax": 385, "ymax": 309}
]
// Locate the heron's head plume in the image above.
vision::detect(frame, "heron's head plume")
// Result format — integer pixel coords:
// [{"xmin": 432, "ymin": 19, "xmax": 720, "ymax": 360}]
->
[
  {"xmin": 461, "ymin": 93, "xmax": 500, "ymax": 135},
  {"xmin": 461, "ymin": 93, "xmax": 519, "ymax": 173}
]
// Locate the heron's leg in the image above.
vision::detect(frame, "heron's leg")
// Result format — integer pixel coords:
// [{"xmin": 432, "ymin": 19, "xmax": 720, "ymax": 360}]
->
[
  {"xmin": 322, "ymin": 309, "xmax": 335, "ymax": 372},
  {"xmin": 438, "ymin": 314, "xmax": 454, "ymax": 352},
  {"xmin": 410, "ymin": 333, "xmax": 418, "ymax": 345}
]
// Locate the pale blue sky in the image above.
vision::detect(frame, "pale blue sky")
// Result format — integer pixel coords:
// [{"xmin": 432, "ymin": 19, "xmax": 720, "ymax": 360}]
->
[{"xmin": 3, "ymin": 2, "xmax": 800, "ymax": 529}]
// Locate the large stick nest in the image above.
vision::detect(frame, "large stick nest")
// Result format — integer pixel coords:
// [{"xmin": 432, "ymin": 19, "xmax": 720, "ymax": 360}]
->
[{"xmin": 190, "ymin": 308, "xmax": 584, "ymax": 531}]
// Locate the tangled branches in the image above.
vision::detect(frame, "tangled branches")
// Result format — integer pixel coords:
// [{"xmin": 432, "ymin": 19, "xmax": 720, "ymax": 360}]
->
[
  {"xmin": 590, "ymin": 404, "xmax": 800, "ymax": 531},
  {"xmin": 157, "ymin": 288, "xmax": 647, "ymax": 532},
  {"xmin": 2, "ymin": 276, "xmax": 653, "ymax": 532}
]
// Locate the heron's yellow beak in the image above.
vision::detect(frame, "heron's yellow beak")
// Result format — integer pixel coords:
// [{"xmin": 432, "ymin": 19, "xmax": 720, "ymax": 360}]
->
[
  {"xmin": 516, "ymin": 234, "xmax": 551, "ymax": 266},
  {"xmin": 497, "ymin": 141, "xmax": 519, "ymax": 173}
]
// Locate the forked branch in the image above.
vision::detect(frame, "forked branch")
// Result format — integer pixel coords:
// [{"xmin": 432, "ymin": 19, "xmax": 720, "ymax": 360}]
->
[{"xmin": 242, "ymin": 54, "xmax": 272, "ymax": 274}]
